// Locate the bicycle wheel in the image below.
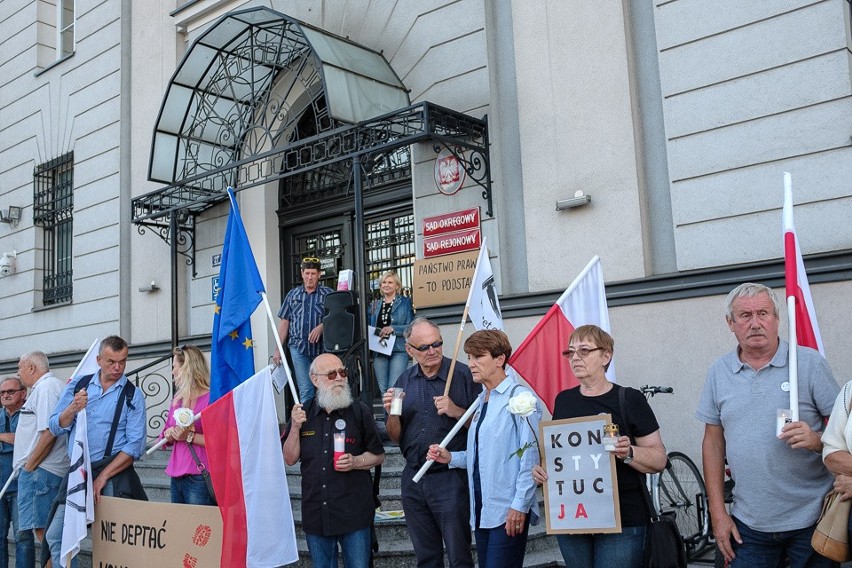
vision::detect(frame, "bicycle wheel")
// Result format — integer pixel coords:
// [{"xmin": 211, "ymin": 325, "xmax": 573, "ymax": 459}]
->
[{"xmin": 658, "ymin": 451, "xmax": 709, "ymax": 555}]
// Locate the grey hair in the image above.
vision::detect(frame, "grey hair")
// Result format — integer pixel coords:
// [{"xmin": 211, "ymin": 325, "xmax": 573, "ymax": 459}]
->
[
  {"xmin": 0, "ymin": 377, "xmax": 24, "ymax": 390},
  {"xmin": 403, "ymin": 317, "xmax": 441, "ymax": 341},
  {"xmin": 725, "ymin": 283, "xmax": 781, "ymax": 320},
  {"xmin": 20, "ymin": 351, "xmax": 49, "ymax": 373}
]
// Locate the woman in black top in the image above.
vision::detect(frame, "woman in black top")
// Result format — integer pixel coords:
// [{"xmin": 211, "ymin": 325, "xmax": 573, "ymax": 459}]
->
[{"xmin": 531, "ymin": 324, "xmax": 667, "ymax": 568}]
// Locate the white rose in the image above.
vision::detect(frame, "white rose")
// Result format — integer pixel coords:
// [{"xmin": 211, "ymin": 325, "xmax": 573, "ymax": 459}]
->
[
  {"xmin": 507, "ymin": 390, "xmax": 537, "ymax": 418},
  {"xmin": 173, "ymin": 407, "xmax": 195, "ymax": 428}
]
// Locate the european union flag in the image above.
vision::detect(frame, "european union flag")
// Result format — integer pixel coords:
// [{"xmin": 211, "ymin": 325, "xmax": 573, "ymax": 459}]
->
[{"xmin": 210, "ymin": 188, "xmax": 266, "ymax": 403}]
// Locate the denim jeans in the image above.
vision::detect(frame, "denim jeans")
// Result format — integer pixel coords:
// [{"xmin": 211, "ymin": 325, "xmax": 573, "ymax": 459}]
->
[
  {"xmin": 373, "ymin": 351, "xmax": 410, "ymax": 394},
  {"xmin": 170, "ymin": 475, "xmax": 215, "ymax": 506},
  {"xmin": 17, "ymin": 468, "xmax": 62, "ymax": 531},
  {"xmin": 46, "ymin": 480, "xmax": 114, "ymax": 568},
  {"xmin": 0, "ymin": 491, "xmax": 34, "ymax": 568},
  {"xmin": 557, "ymin": 524, "xmax": 646, "ymax": 568},
  {"xmin": 731, "ymin": 516, "xmax": 837, "ymax": 568},
  {"xmin": 290, "ymin": 349, "xmax": 315, "ymax": 403},
  {"xmin": 474, "ymin": 517, "xmax": 530, "ymax": 568},
  {"xmin": 305, "ymin": 527, "xmax": 371, "ymax": 568}
]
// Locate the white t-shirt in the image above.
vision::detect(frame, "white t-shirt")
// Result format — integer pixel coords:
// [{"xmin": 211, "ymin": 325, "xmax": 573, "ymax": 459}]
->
[{"xmin": 13, "ymin": 372, "xmax": 69, "ymax": 477}]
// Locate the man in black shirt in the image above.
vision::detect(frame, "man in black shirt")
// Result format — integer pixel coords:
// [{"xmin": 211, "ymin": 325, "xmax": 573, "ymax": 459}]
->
[
  {"xmin": 383, "ymin": 318, "xmax": 480, "ymax": 568},
  {"xmin": 283, "ymin": 353, "xmax": 384, "ymax": 568}
]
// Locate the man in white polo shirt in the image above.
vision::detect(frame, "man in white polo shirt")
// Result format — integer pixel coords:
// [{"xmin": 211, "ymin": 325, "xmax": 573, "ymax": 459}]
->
[{"xmin": 14, "ymin": 351, "xmax": 68, "ymax": 559}]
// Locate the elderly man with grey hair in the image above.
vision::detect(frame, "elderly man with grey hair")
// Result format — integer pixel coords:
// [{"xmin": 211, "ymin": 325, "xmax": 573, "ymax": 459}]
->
[
  {"xmin": 697, "ymin": 282, "xmax": 839, "ymax": 568},
  {"xmin": 14, "ymin": 351, "xmax": 68, "ymax": 564}
]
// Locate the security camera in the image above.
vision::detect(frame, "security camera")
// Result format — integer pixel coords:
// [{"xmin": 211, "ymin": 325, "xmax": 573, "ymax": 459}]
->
[{"xmin": 0, "ymin": 251, "xmax": 17, "ymax": 277}]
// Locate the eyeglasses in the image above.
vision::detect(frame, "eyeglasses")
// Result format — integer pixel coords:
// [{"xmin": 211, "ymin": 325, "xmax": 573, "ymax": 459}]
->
[
  {"xmin": 0, "ymin": 389, "xmax": 24, "ymax": 396},
  {"xmin": 408, "ymin": 340, "xmax": 444, "ymax": 352},
  {"xmin": 562, "ymin": 347, "xmax": 604, "ymax": 359},
  {"xmin": 313, "ymin": 368, "xmax": 348, "ymax": 381}
]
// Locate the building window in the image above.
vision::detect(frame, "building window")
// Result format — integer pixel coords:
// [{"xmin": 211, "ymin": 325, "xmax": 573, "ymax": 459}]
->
[
  {"xmin": 57, "ymin": 0, "xmax": 75, "ymax": 59},
  {"xmin": 34, "ymin": 153, "xmax": 74, "ymax": 306}
]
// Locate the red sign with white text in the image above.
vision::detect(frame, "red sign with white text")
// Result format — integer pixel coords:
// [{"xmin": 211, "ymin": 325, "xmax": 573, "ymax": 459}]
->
[
  {"xmin": 423, "ymin": 227, "xmax": 481, "ymax": 258},
  {"xmin": 423, "ymin": 208, "xmax": 480, "ymax": 237}
]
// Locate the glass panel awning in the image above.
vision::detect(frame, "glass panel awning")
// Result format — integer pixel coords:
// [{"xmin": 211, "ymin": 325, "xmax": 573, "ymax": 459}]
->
[{"xmin": 135, "ymin": 6, "xmax": 491, "ymax": 226}]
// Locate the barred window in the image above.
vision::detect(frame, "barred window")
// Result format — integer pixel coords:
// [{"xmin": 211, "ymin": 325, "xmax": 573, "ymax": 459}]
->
[{"xmin": 34, "ymin": 152, "xmax": 74, "ymax": 306}]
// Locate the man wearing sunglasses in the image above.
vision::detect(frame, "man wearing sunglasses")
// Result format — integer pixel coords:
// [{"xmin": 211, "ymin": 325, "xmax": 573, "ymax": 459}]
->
[
  {"xmin": 273, "ymin": 257, "xmax": 333, "ymax": 404},
  {"xmin": 283, "ymin": 353, "xmax": 384, "ymax": 568},
  {"xmin": 0, "ymin": 376, "xmax": 32, "ymax": 568},
  {"xmin": 382, "ymin": 317, "xmax": 481, "ymax": 568}
]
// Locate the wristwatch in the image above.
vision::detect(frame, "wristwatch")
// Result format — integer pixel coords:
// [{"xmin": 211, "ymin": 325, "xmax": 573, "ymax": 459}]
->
[
  {"xmin": 623, "ymin": 445, "xmax": 634, "ymax": 464},
  {"xmin": 186, "ymin": 431, "xmax": 195, "ymax": 445}
]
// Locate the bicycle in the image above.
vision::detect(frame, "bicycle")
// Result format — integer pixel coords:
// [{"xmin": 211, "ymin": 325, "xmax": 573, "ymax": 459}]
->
[{"xmin": 640, "ymin": 385, "xmax": 713, "ymax": 562}]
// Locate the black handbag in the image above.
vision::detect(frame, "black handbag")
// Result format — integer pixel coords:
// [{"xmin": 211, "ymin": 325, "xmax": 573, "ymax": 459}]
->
[{"xmin": 618, "ymin": 387, "xmax": 687, "ymax": 568}]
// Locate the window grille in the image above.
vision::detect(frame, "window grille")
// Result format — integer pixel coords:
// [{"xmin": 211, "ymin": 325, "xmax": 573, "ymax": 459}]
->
[{"xmin": 34, "ymin": 152, "xmax": 74, "ymax": 305}]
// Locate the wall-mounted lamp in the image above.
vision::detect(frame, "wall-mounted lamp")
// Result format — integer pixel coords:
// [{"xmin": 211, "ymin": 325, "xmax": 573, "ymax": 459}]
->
[
  {"xmin": 138, "ymin": 280, "xmax": 160, "ymax": 293},
  {"xmin": 556, "ymin": 191, "xmax": 591, "ymax": 211},
  {"xmin": 0, "ymin": 206, "xmax": 22, "ymax": 227}
]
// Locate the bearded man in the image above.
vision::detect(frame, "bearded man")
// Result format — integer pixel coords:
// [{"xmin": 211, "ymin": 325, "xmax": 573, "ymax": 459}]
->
[{"xmin": 283, "ymin": 353, "xmax": 384, "ymax": 568}]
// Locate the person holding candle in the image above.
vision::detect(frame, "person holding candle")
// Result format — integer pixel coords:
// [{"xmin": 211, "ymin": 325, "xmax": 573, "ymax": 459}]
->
[
  {"xmin": 530, "ymin": 325, "xmax": 667, "ymax": 567},
  {"xmin": 283, "ymin": 353, "xmax": 385, "ymax": 568},
  {"xmin": 368, "ymin": 270, "xmax": 414, "ymax": 394},
  {"xmin": 383, "ymin": 318, "xmax": 480, "ymax": 568},
  {"xmin": 158, "ymin": 344, "xmax": 215, "ymax": 506},
  {"xmin": 697, "ymin": 283, "xmax": 838, "ymax": 567},
  {"xmin": 427, "ymin": 330, "xmax": 540, "ymax": 568}
]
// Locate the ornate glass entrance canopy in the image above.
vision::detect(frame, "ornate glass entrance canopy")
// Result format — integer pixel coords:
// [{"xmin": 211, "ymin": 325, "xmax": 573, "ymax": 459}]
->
[{"xmin": 133, "ymin": 6, "xmax": 491, "ymax": 226}]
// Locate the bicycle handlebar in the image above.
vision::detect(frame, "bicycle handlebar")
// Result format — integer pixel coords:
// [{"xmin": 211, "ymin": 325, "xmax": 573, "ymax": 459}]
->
[{"xmin": 640, "ymin": 385, "xmax": 673, "ymax": 396}]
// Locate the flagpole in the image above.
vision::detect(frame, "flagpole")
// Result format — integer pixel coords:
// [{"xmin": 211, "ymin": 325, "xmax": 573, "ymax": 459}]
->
[
  {"xmin": 413, "ymin": 398, "xmax": 481, "ymax": 483},
  {"xmin": 261, "ymin": 291, "xmax": 300, "ymax": 403},
  {"xmin": 443, "ymin": 240, "xmax": 488, "ymax": 396},
  {"xmin": 784, "ymin": 173, "xmax": 800, "ymax": 421},
  {"xmin": 0, "ymin": 467, "xmax": 19, "ymax": 501}
]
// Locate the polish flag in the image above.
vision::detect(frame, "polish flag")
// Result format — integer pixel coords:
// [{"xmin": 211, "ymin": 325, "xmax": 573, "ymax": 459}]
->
[
  {"xmin": 204, "ymin": 366, "xmax": 298, "ymax": 568},
  {"xmin": 783, "ymin": 173, "xmax": 823, "ymax": 354},
  {"xmin": 508, "ymin": 256, "xmax": 614, "ymax": 413}
]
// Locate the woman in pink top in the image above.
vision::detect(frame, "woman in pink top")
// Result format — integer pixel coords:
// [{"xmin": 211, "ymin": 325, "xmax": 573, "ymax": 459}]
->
[{"xmin": 160, "ymin": 344, "xmax": 215, "ymax": 505}]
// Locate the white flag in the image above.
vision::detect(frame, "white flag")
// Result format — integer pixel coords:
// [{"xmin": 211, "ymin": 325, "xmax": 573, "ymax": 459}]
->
[
  {"xmin": 467, "ymin": 239, "xmax": 503, "ymax": 330},
  {"xmin": 60, "ymin": 339, "xmax": 100, "ymax": 567}
]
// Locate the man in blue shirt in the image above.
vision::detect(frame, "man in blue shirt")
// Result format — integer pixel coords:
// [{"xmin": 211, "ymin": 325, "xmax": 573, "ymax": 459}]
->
[
  {"xmin": 0, "ymin": 376, "xmax": 33, "ymax": 568},
  {"xmin": 383, "ymin": 318, "xmax": 480, "ymax": 568},
  {"xmin": 45, "ymin": 336, "xmax": 146, "ymax": 568},
  {"xmin": 273, "ymin": 257, "xmax": 333, "ymax": 403}
]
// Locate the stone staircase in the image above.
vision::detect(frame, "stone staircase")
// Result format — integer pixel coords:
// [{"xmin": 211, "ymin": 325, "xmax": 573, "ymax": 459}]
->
[{"xmin": 13, "ymin": 444, "xmax": 565, "ymax": 567}]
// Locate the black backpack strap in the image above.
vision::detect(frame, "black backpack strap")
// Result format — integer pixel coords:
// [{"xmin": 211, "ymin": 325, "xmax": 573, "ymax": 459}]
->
[{"xmin": 103, "ymin": 380, "xmax": 136, "ymax": 459}]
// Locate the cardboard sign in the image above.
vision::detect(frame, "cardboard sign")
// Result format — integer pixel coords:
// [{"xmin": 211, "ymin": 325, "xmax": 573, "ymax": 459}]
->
[
  {"xmin": 93, "ymin": 496, "xmax": 223, "ymax": 567},
  {"xmin": 539, "ymin": 415, "xmax": 621, "ymax": 534},
  {"xmin": 412, "ymin": 250, "xmax": 478, "ymax": 308}
]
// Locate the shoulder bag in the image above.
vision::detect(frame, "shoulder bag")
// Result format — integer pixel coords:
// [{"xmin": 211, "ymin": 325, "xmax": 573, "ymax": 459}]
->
[
  {"xmin": 811, "ymin": 382, "xmax": 852, "ymax": 562},
  {"xmin": 619, "ymin": 386, "xmax": 687, "ymax": 568}
]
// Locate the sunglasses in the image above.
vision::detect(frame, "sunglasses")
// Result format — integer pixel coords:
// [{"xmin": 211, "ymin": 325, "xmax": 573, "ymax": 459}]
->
[
  {"xmin": 313, "ymin": 368, "xmax": 348, "ymax": 381},
  {"xmin": 562, "ymin": 347, "xmax": 604, "ymax": 359},
  {"xmin": 0, "ymin": 389, "xmax": 24, "ymax": 396},
  {"xmin": 408, "ymin": 340, "xmax": 444, "ymax": 352},
  {"xmin": 302, "ymin": 257, "xmax": 320, "ymax": 264}
]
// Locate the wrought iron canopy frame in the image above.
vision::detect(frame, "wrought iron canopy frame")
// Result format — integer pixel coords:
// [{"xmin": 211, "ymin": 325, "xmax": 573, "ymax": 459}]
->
[{"xmin": 132, "ymin": 100, "xmax": 492, "ymax": 225}]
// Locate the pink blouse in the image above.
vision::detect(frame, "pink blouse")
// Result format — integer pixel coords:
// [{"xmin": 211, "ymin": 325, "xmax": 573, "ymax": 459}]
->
[{"xmin": 159, "ymin": 392, "xmax": 210, "ymax": 477}]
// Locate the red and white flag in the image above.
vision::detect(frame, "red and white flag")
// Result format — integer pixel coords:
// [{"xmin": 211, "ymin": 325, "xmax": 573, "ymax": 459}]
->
[
  {"xmin": 204, "ymin": 366, "xmax": 298, "ymax": 568},
  {"xmin": 60, "ymin": 339, "xmax": 100, "ymax": 567},
  {"xmin": 783, "ymin": 174, "xmax": 823, "ymax": 354},
  {"xmin": 508, "ymin": 256, "xmax": 614, "ymax": 413}
]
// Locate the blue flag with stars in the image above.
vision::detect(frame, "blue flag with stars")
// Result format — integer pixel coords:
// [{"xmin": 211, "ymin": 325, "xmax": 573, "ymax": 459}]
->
[{"xmin": 210, "ymin": 188, "xmax": 266, "ymax": 403}]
